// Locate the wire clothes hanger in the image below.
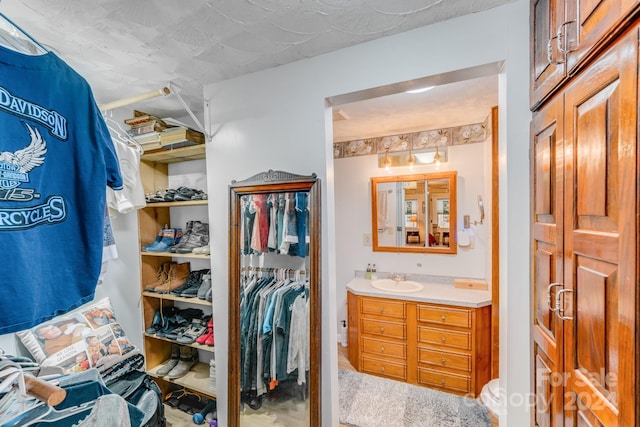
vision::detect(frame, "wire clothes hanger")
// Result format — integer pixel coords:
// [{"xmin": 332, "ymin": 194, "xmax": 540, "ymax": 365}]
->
[
  {"xmin": 103, "ymin": 116, "xmax": 144, "ymax": 155},
  {"xmin": 0, "ymin": 11, "xmax": 48, "ymax": 55}
]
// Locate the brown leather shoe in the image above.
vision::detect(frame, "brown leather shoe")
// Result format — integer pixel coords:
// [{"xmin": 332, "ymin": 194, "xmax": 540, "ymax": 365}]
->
[
  {"xmin": 155, "ymin": 262, "xmax": 191, "ymax": 293},
  {"xmin": 144, "ymin": 262, "xmax": 176, "ymax": 291}
]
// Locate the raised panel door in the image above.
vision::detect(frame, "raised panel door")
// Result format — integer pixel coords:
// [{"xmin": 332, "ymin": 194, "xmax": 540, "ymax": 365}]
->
[
  {"xmin": 564, "ymin": 0, "xmax": 638, "ymax": 72},
  {"xmin": 532, "ymin": 93, "xmax": 565, "ymax": 427},
  {"xmin": 531, "ymin": 0, "xmax": 567, "ymax": 108},
  {"xmin": 562, "ymin": 28, "xmax": 637, "ymax": 427}
]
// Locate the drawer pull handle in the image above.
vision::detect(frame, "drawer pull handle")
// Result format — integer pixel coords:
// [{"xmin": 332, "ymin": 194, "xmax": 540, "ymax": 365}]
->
[
  {"xmin": 381, "ymin": 367, "xmax": 385, "ymax": 372},
  {"xmin": 380, "ymin": 307, "xmax": 384, "ymax": 313},
  {"xmin": 380, "ymin": 327, "xmax": 385, "ymax": 333},
  {"xmin": 441, "ymin": 336, "xmax": 446, "ymax": 342},
  {"xmin": 441, "ymin": 315, "xmax": 446, "ymax": 321},
  {"xmin": 380, "ymin": 346, "xmax": 385, "ymax": 352},
  {"xmin": 441, "ymin": 358, "xmax": 446, "ymax": 364},
  {"xmin": 441, "ymin": 379, "xmax": 446, "ymax": 385}
]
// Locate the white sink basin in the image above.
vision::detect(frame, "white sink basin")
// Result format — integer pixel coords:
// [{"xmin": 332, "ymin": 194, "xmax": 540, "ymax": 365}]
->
[{"xmin": 371, "ymin": 279, "xmax": 424, "ymax": 293}]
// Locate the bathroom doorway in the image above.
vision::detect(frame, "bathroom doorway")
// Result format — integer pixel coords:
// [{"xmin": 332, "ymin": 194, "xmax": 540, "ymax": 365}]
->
[{"xmin": 328, "ymin": 65, "xmax": 501, "ymax": 422}]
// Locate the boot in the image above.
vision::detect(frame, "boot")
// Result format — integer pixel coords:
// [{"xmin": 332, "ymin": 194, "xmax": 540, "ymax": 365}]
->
[
  {"xmin": 156, "ymin": 343, "xmax": 180, "ymax": 376},
  {"xmin": 176, "ymin": 222, "xmax": 209, "ymax": 254},
  {"xmin": 154, "ymin": 262, "xmax": 191, "ymax": 293},
  {"xmin": 197, "ymin": 271, "xmax": 211, "ymax": 300},
  {"xmin": 167, "ymin": 346, "xmax": 199, "ymax": 379},
  {"xmin": 169, "ymin": 221, "xmax": 193, "ymax": 252},
  {"xmin": 144, "ymin": 262, "xmax": 176, "ymax": 291}
]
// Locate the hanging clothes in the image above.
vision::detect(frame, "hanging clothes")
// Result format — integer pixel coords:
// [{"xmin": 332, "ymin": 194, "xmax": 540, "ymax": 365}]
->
[
  {"xmin": 239, "ymin": 270, "xmax": 309, "ymax": 399},
  {"xmin": 0, "ymin": 37, "xmax": 123, "ymax": 334}
]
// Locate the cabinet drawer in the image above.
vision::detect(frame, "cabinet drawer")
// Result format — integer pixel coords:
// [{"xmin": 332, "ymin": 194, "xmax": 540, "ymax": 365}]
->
[
  {"xmin": 418, "ymin": 367, "xmax": 471, "ymax": 394},
  {"xmin": 361, "ymin": 298, "xmax": 406, "ymax": 319},
  {"xmin": 362, "ymin": 336, "xmax": 406, "ymax": 360},
  {"xmin": 362, "ymin": 356, "xmax": 407, "ymax": 381},
  {"xmin": 362, "ymin": 319, "xmax": 406, "ymax": 340},
  {"xmin": 418, "ymin": 326, "xmax": 471, "ymax": 350},
  {"xmin": 417, "ymin": 304, "xmax": 471, "ymax": 328},
  {"xmin": 418, "ymin": 347, "xmax": 470, "ymax": 372}
]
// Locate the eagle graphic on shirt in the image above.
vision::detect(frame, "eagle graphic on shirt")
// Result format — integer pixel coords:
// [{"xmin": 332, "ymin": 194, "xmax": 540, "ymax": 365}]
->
[{"xmin": 0, "ymin": 122, "xmax": 47, "ymax": 191}]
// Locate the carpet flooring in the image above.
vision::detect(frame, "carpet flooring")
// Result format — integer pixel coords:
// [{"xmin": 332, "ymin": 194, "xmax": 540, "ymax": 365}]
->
[{"xmin": 338, "ymin": 369, "xmax": 492, "ymax": 427}]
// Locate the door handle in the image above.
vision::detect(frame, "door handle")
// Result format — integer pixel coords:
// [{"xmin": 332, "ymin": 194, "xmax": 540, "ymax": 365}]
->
[
  {"xmin": 555, "ymin": 288, "xmax": 573, "ymax": 321},
  {"xmin": 546, "ymin": 283, "xmax": 563, "ymax": 313}
]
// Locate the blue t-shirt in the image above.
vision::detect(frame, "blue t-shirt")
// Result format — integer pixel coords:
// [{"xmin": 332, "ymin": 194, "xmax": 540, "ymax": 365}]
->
[{"xmin": 0, "ymin": 46, "xmax": 123, "ymax": 334}]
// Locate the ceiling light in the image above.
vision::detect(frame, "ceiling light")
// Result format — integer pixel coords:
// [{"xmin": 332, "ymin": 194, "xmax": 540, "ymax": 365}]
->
[{"xmin": 405, "ymin": 86, "xmax": 434, "ymax": 94}]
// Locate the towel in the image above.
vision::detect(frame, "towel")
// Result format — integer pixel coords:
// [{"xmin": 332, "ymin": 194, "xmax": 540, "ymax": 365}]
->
[{"xmin": 377, "ymin": 191, "xmax": 388, "ymax": 231}]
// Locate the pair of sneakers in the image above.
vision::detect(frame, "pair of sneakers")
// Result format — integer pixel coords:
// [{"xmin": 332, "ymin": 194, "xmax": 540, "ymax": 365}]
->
[{"xmin": 143, "ymin": 227, "xmax": 182, "ymax": 252}]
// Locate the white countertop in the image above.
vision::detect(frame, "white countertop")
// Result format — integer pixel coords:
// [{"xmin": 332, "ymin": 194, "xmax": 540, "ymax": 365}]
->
[{"xmin": 346, "ymin": 277, "xmax": 492, "ymax": 308}]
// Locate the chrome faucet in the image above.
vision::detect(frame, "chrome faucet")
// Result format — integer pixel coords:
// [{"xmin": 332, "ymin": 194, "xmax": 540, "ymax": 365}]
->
[{"xmin": 392, "ymin": 273, "xmax": 405, "ymax": 282}]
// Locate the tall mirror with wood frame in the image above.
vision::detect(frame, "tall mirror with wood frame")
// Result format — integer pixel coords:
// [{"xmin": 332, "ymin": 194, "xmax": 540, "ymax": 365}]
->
[
  {"xmin": 228, "ymin": 170, "xmax": 321, "ymax": 427},
  {"xmin": 371, "ymin": 171, "xmax": 457, "ymax": 254}
]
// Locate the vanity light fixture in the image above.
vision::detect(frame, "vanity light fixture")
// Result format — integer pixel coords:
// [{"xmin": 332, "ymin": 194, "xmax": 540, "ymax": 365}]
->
[
  {"xmin": 383, "ymin": 149, "xmax": 391, "ymax": 172},
  {"xmin": 433, "ymin": 147, "xmax": 442, "ymax": 168},
  {"xmin": 407, "ymin": 150, "xmax": 415, "ymax": 170}
]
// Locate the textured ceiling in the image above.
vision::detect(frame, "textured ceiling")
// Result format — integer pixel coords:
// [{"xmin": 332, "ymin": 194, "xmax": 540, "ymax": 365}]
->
[{"xmin": 1, "ymin": 0, "xmax": 510, "ymax": 138}]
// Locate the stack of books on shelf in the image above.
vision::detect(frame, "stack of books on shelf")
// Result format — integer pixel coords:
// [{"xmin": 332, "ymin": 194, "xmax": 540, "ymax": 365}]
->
[{"xmin": 124, "ymin": 110, "xmax": 205, "ymax": 151}]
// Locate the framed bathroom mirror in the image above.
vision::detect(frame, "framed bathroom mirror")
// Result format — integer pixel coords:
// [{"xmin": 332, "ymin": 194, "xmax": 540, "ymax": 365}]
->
[
  {"xmin": 371, "ymin": 171, "xmax": 457, "ymax": 254},
  {"xmin": 228, "ymin": 170, "xmax": 321, "ymax": 427}
]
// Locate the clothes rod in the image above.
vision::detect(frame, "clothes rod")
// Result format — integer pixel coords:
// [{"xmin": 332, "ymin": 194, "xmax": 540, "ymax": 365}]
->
[{"xmin": 99, "ymin": 86, "xmax": 171, "ymax": 112}]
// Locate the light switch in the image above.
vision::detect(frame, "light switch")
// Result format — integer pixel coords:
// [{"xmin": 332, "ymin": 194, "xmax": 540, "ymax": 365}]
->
[{"xmin": 363, "ymin": 233, "xmax": 372, "ymax": 246}]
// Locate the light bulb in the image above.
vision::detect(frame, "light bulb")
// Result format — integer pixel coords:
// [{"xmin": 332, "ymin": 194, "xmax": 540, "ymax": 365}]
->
[
  {"xmin": 407, "ymin": 152, "xmax": 415, "ymax": 170},
  {"xmin": 434, "ymin": 148, "xmax": 441, "ymax": 167}
]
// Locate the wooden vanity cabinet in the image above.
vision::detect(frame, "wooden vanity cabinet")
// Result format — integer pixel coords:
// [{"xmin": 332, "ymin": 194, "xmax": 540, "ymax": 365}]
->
[
  {"xmin": 416, "ymin": 303, "xmax": 491, "ymax": 396},
  {"xmin": 347, "ymin": 292, "xmax": 491, "ymax": 397}
]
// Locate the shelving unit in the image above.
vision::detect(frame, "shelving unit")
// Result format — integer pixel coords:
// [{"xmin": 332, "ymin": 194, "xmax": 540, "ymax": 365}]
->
[{"xmin": 137, "ymin": 144, "xmax": 216, "ymax": 404}]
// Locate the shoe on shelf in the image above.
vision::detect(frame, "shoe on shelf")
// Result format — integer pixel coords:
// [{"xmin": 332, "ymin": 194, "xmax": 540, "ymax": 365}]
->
[
  {"xmin": 169, "ymin": 221, "xmax": 194, "ymax": 253},
  {"xmin": 174, "ymin": 221, "xmax": 209, "ymax": 254},
  {"xmin": 156, "ymin": 343, "xmax": 181, "ymax": 376},
  {"xmin": 173, "ymin": 186, "xmax": 198, "ymax": 202},
  {"xmin": 152, "ymin": 262, "xmax": 191, "ymax": 294},
  {"xmin": 192, "ymin": 244, "xmax": 210, "ymax": 255},
  {"xmin": 196, "ymin": 318, "xmax": 214, "ymax": 345},
  {"xmin": 167, "ymin": 346, "xmax": 199, "ymax": 380},
  {"xmin": 176, "ymin": 316, "xmax": 209, "ymax": 344},
  {"xmin": 205, "ymin": 287, "xmax": 212, "ymax": 302},
  {"xmin": 191, "ymin": 189, "xmax": 207, "ymax": 200},
  {"xmin": 141, "ymin": 228, "xmax": 165, "ymax": 251},
  {"xmin": 171, "ymin": 269, "xmax": 204, "ymax": 297},
  {"xmin": 197, "ymin": 272, "xmax": 212, "ymax": 300},
  {"xmin": 144, "ymin": 262, "xmax": 176, "ymax": 291},
  {"xmin": 143, "ymin": 228, "xmax": 182, "ymax": 252}
]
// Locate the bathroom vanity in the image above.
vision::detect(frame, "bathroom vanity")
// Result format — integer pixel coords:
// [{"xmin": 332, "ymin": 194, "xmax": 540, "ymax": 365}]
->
[{"xmin": 346, "ymin": 277, "xmax": 491, "ymax": 397}]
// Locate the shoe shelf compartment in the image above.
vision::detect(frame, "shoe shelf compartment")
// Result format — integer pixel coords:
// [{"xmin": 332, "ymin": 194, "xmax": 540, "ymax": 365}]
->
[
  {"xmin": 144, "ymin": 199, "xmax": 208, "ymax": 208},
  {"xmin": 148, "ymin": 361, "xmax": 216, "ymax": 399},
  {"xmin": 144, "ymin": 333, "xmax": 214, "ymax": 352},
  {"xmin": 139, "ymin": 143, "xmax": 214, "ymax": 407},
  {"xmin": 142, "ymin": 291, "xmax": 212, "ymax": 307},
  {"xmin": 141, "ymin": 251, "xmax": 210, "ymax": 259}
]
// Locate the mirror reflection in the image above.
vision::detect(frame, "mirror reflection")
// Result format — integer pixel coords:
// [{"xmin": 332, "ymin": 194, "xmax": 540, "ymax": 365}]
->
[{"xmin": 371, "ymin": 171, "xmax": 457, "ymax": 254}]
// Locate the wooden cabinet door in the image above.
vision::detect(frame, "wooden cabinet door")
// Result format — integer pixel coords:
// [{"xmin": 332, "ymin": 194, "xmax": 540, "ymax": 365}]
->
[
  {"xmin": 532, "ymin": 94, "xmax": 565, "ymax": 427},
  {"xmin": 531, "ymin": 0, "xmax": 566, "ymax": 108},
  {"xmin": 564, "ymin": 0, "xmax": 638, "ymax": 72},
  {"xmin": 562, "ymin": 27, "xmax": 637, "ymax": 427}
]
